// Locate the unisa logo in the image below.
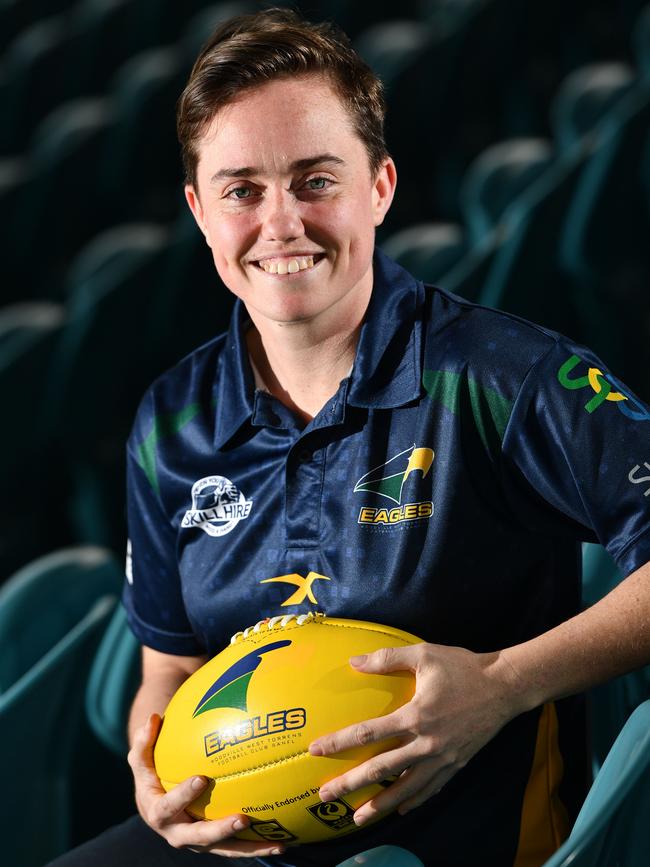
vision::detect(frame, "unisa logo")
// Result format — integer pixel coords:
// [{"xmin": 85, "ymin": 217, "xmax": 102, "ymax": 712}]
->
[
  {"xmin": 182, "ymin": 475, "xmax": 253, "ymax": 537},
  {"xmin": 195, "ymin": 641, "xmax": 306, "ymax": 757}
]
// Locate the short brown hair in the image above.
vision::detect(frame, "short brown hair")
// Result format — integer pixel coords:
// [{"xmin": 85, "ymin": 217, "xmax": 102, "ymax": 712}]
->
[{"xmin": 177, "ymin": 7, "xmax": 388, "ymax": 189}]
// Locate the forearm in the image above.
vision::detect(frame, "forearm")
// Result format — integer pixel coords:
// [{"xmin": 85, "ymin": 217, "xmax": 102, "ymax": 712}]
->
[
  {"xmin": 127, "ymin": 647, "xmax": 207, "ymax": 746},
  {"xmin": 498, "ymin": 559, "xmax": 650, "ymax": 714}
]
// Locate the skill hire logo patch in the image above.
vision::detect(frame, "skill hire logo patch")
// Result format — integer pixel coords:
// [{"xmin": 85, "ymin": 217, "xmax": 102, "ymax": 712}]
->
[
  {"xmin": 194, "ymin": 641, "xmax": 306, "ymax": 757},
  {"xmin": 355, "ymin": 445, "xmax": 434, "ymax": 525}
]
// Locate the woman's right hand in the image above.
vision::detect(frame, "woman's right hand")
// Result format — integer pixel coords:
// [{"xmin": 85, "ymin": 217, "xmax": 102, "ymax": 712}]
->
[{"xmin": 128, "ymin": 713, "xmax": 287, "ymax": 858}]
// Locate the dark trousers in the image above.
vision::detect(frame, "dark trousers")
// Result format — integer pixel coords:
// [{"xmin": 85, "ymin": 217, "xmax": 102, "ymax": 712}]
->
[{"xmin": 45, "ymin": 815, "xmax": 297, "ymax": 867}]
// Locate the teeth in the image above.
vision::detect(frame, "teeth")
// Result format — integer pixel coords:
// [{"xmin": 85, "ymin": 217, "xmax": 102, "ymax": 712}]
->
[{"xmin": 259, "ymin": 255, "xmax": 317, "ymax": 274}]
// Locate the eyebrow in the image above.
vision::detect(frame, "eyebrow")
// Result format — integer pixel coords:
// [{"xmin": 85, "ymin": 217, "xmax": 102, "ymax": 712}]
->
[{"xmin": 209, "ymin": 153, "xmax": 346, "ymax": 184}]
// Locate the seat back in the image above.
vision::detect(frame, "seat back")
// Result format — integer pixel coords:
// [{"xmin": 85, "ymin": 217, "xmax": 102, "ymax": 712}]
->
[
  {"xmin": 0, "ymin": 595, "xmax": 116, "ymax": 867},
  {"xmin": 543, "ymin": 700, "xmax": 650, "ymax": 866},
  {"xmin": 86, "ymin": 604, "xmax": 140, "ymax": 756},
  {"xmin": 0, "ymin": 546, "xmax": 122, "ymax": 690}
]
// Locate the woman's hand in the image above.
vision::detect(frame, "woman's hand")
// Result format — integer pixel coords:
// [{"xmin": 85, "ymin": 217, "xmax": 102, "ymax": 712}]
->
[
  {"xmin": 309, "ymin": 642, "xmax": 526, "ymax": 826},
  {"xmin": 128, "ymin": 713, "xmax": 287, "ymax": 858}
]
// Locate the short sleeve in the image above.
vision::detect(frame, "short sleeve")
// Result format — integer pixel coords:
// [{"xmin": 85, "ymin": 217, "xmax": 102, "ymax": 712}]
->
[
  {"xmin": 122, "ymin": 437, "xmax": 205, "ymax": 657},
  {"xmin": 502, "ymin": 338, "xmax": 650, "ymax": 577}
]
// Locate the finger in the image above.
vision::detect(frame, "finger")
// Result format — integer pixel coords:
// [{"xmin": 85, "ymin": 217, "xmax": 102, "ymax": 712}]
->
[
  {"xmin": 350, "ymin": 644, "xmax": 421, "ymax": 674},
  {"xmin": 318, "ymin": 743, "xmax": 415, "ymax": 802},
  {"xmin": 171, "ymin": 816, "xmax": 286, "ymax": 857},
  {"xmin": 128, "ymin": 715, "xmax": 167, "ymax": 797},
  {"xmin": 149, "ymin": 775, "xmax": 210, "ymax": 827},
  {"xmin": 309, "ymin": 707, "xmax": 409, "ymax": 757},
  {"xmin": 352, "ymin": 761, "xmax": 439, "ymax": 825},
  {"xmin": 354, "ymin": 759, "xmax": 455, "ymax": 825}
]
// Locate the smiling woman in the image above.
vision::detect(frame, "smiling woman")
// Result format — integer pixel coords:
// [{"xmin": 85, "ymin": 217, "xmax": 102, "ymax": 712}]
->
[
  {"xmin": 47, "ymin": 7, "xmax": 650, "ymax": 867},
  {"xmin": 183, "ymin": 75, "xmax": 396, "ymax": 347}
]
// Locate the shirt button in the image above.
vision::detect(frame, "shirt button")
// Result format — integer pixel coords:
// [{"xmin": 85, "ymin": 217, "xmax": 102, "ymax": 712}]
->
[{"xmin": 298, "ymin": 448, "xmax": 312, "ymax": 463}]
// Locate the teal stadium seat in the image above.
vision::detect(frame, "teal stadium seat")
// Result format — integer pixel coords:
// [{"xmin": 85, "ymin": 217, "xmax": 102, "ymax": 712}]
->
[
  {"xmin": 381, "ymin": 223, "xmax": 468, "ymax": 285},
  {"xmin": 0, "ymin": 545, "xmax": 121, "ymax": 690},
  {"xmin": 441, "ymin": 138, "xmax": 553, "ymax": 301},
  {"xmin": 542, "ymin": 700, "xmax": 650, "ymax": 866},
  {"xmin": 86, "ymin": 604, "xmax": 140, "ymax": 757},
  {"xmin": 150, "ymin": 207, "xmax": 235, "ymax": 371},
  {"xmin": 0, "ymin": 15, "xmax": 72, "ymax": 155},
  {"xmin": 558, "ymin": 78, "xmax": 650, "ymax": 396},
  {"xmin": 473, "ymin": 59, "xmax": 644, "ymax": 351},
  {"xmin": 7, "ymin": 98, "xmax": 116, "ymax": 300},
  {"xmin": 0, "ymin": 302, "xmax": 67, "ymax": 574},
  {"xmin": 581, "ymin": 543, "xmax": 650, "ymax": 773},
  {"xmin": 0, "ymin": 595, "xmax": 116, "ymax": 867},
  {"xmin": 550, "ymin": 63, "xmax": 636, "ymax": 152},
  {"xmin": 336, "ymin": 845, "xmax": 425, "ymax": 867},
  {"xmin": 47, "ymin": 223, "xmax": 169, "ymax": 549},
  {"xmin": 99, "ymin": 46, "xmax": 187, "ymax": 224}
]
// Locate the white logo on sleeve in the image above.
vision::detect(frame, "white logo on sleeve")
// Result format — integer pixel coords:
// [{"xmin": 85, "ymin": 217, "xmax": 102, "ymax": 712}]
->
[
  {"xmin": 629, "ymin": 462, "xmax": 650, "ymax": 497},
  {"xmin": 182, "ymin": 475, "xmax": 253, "ymax": 536},
  {"xmin": 125, "ymin": 538, "xmax": 133, "ymax": 584}
]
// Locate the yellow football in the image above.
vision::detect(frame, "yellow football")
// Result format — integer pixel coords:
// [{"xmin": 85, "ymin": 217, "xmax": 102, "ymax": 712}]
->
[{"xmin": 154, "ymin": 612, "xmax": 421, "ymax": 846}]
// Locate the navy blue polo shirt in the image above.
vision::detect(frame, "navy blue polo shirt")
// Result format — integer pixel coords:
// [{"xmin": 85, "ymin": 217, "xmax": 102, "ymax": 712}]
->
[{"xmin": 123, "ymin": 250, "xmax": 650, "ymax": 866}]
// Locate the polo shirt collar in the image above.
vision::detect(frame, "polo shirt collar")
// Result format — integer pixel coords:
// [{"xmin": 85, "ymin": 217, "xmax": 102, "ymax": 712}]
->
[
  {"xmin": 214, "ymin": 249, "xmax": 424, "ymax": 447},
  {"xmin": 347, "ymin": 248, "xmax": 424, "ymax": 409}
]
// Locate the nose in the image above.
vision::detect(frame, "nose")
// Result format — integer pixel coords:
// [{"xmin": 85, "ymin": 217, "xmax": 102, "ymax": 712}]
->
[{"xmin": 260, "ymin": 187, "xmax": 304, "ymax": 242}]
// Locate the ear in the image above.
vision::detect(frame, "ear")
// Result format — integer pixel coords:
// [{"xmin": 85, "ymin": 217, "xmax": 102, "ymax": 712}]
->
[
  {"xmin": 372, "ymin": 157, "xmax": 397, "ymax": 227},
  {"xmin": 184, "ymin": 185, "xmax": 211, "ymax": 247}
]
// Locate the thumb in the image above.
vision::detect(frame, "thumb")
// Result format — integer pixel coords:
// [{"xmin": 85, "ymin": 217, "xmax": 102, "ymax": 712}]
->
[{"xmin": 350, "ymin": 644, "xmax": 418, "ymax": 673}]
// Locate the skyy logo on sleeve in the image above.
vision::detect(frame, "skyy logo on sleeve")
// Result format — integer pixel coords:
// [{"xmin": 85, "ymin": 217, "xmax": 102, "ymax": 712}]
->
[
  {"xmin": 557, "ymin": 356, "xmax": 650, "ymax": 421},
  {"xmin": 354, "ymin": 444, "xmax": 434, "ymax": 526}
]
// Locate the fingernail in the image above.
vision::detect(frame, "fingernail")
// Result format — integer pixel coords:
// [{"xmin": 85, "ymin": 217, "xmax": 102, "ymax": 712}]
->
[
  {"xmin": 309, "ymin": 742, "xmax": 324, "ymax": 756},
  {"xmin": 191, "ymin": 776, "xmax": 207, "ymax": 791},
  {"xmin": 350, "ymin": 654, "xmax": 367, "ymax": 666},
  {"xmin": 354, "ymin": 811, "xmax": 369, "ymax": 826},
  {"xmin": 232, "ymin": 818, "xmax": 247, "ymax": 831},
  {"xmin": 271, "ymin": 848, "xmax": 285, "ymax": 855},
  {"xmin": 398, "ymin": 805, "xmax": 410, "ymax": 816},
  {"xmin": 320, "ymin": 788, "xmax": 335, "ymax": 802}
]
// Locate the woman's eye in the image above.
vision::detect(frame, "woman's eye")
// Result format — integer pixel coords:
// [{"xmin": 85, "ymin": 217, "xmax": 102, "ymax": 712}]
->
[
  {"xmin": 228, "ymin": 186, "xmax": 252, "ymax": 199},
  {"xmin": 306, "ymin": 177, "xmax": 328, "ymax": 190}
]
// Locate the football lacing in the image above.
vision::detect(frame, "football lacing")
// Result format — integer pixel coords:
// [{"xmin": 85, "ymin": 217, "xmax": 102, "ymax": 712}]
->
[{"xmin": 229, "ymin": 611, "xmax": 325, "ymax": 644}]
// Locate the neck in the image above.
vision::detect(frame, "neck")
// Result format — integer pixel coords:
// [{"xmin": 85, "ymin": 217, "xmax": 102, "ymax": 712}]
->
[{"xmin": 245, "ymin": 292, "xmax": 370, "ymax": 424}]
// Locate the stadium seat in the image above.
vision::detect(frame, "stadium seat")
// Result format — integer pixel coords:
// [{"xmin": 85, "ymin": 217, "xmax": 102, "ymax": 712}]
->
[
  {"xmin": 542, "ymin": 699, "xmax": 650, "ymax": 866},
  {"xmin": 0, "ymin": 302, "xmax": 68, "ymax": 574},
  {"xmin": 437, "ymin": 138, "xmax": 553, "ymax": 302},
  {"xmin": 0, "ymin": 594, "xmax": 116, "ymax": 867},
  {"xmin": 550, "ymin": 63, "xmax": 636, "ymax": 152},
  {"xmin": 98, "ymin": 47, "xmax": 188, "ymax": 224},
  {"xmin": 0, "ymin": 15, "xmax": 74, "ymax": 155},
  {"xmin": 7, "ymin": 98, "xmax": 116, "ymax": 300},
  {"xmin": 47, "ymin": 223, "xmax": 170, "ymax": 549},
  {"xmin": 150, "ymin": 207, "xmax": 235, "ymax": 371},
  {"xmin": 336, "ymin": 844, "xmax": 425, "ymax": 867},
  {"xmin": 86, "ymin": 603, "xmax": 140, "ymax": 756},
  {"xmin": 458, "ymin": 138, "xmax": 554, "ymax": 244},
  {"xmin": 381, "ymin": 223, "xmax": 468, "ymax": 284},
  {"xmin": 582, "ymin": 543, "xmax": 650, "ymax": 773},
  {"xmin": 557, "ymin": 83, "xmax": 650, "ymax": 396},
  {"xmin": 0, "ymin": 545, "xmax": 122, "ymax": 690}
]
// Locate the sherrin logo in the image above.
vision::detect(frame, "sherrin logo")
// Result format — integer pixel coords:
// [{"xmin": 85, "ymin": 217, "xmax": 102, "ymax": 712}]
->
[
  {"xmin": 194, "ymin": 640, "xmax": 307, "ymax": 757},
  {"xmin": 355, "ymin": 444, "xmax": 434, "ymax": 526},
  {"xmin": 182, "ymin": 475, "xmax": 253, "ymax": 537}
]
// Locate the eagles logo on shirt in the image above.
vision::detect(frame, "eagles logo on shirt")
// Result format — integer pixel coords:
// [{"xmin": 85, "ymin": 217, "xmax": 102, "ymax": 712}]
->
[
  {"xmin": 355, "ymin": 445, "xmax": 434, "ymax": 526},
  {"xmin": 182, "ymin": 475, "xmax": 253, "ymax": 537}
]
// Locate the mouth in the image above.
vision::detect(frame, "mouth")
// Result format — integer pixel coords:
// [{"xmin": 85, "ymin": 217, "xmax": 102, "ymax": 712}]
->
[{"xmin": 253, "ymin": 253, "xmax": 325, "ymax": 275}]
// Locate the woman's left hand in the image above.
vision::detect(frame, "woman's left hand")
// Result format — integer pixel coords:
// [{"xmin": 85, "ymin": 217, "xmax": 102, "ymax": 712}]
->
[{"xmin": 308, "ymin": 642, "xmax": 527, "ymax": 825}]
